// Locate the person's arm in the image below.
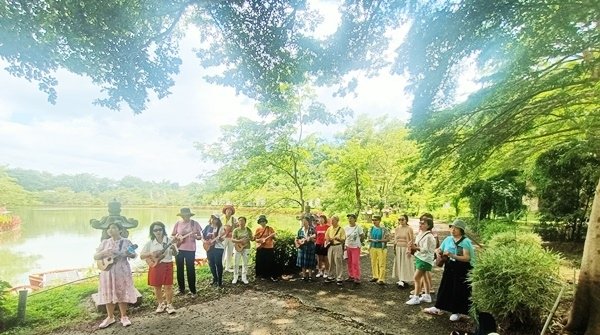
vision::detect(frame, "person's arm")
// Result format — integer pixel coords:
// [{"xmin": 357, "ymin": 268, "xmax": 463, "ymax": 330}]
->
[
  {"xmin": 381, "ymin": 228, "xmax": 390, "ymax": 243},
  {"xmin": 338, "ymin": 228, "xmax": 346, "ymax": 242},
  {"xmin": 139, "ymin": 241, "xmax": 152, "ymax": 260},
  {"xmin": 93, "ymin": 242, "xmax": 110, "ymax": 260},
  {"xmin": 194, "ymin": 221, "xmax": 203, "ymax": 240}
]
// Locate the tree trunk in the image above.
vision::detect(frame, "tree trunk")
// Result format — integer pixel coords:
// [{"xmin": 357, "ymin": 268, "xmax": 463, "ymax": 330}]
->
[
  {"xmin": 566, "ymin": 177, "xmax": 600, "ymax": 334},
  {"xmin": 354, "ymin": 169, "xmax": 362, "ymax": 215}
]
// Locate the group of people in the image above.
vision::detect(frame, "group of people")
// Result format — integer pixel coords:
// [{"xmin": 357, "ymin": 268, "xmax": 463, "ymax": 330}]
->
[
  {"xmin": 92, "ymin": 206, "xmax": 477, "ymax": 330},
  {"xmin": 295, "ymin": 212, "xmax": 477, "ymax": 324}
]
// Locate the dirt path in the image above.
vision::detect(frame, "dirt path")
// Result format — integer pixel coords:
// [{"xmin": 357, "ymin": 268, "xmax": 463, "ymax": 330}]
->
[{"xmin": 54, "ymin": 243, "xmax": 474, "ymax": 335}]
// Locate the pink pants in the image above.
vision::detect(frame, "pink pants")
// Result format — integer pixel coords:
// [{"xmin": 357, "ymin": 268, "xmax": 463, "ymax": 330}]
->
[{"xmin": 346, "ymin": 247, "xmax": 361, "ymax": 280}]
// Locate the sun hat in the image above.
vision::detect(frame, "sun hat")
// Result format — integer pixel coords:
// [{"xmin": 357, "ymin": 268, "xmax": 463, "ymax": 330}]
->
[
  {"xmin": 257, "ymin": 215, "xmax": 268, "ymax": 224},
  {"xmin": 450, "ymin": 219, "xmax": 467, "ymax": 231},
  {"xmin": 372, "ymin": 215, "xmax": 382, "ymax": 221},
  {"xmin": 222, "ymin": 205, "xmax": 235, "ymax": 215},
  {"xmin": 176, "ymin": 208, "xmax": 195, "ymax": 217},
  {"xmin": 346, "ymin": 213, "xmax": 357, "ymax": 219}
]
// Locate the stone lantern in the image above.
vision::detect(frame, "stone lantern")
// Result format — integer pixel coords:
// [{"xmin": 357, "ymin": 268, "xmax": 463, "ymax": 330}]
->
[{"xmin": 90, "ymin": 199, "xmax": 138, "ymax": 240}]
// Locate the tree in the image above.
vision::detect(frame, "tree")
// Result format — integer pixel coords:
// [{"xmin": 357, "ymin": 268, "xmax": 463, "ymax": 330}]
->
[
  {"xmin": 197, "ymin": 88, "xmax": 348, "ymax": 211},
  {"xmin": 460, "ymin": 170, "xmax": 527, "ymax": 220},
  {"xmin": 395, "ymin": 1, "xmax": 599, "ymax": 333},
  {"xmin": 1, "ymin": 0, "xmax": 403, "ymax": 112},
  {"xmin": 531, "ymin": 142, "xmax": 600, "ymax": 241},
  {"xmin": 0, "ymin": 167, "xmax": 31, "ymax": 205}
]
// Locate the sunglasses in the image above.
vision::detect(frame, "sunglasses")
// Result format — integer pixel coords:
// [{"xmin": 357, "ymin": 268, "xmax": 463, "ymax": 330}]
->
[{"xmin": 153, "ymin": 229, "xmax": 163, "ymax": 232}]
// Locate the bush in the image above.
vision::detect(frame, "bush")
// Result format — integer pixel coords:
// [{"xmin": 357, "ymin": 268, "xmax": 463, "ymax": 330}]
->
[
  {"xmin": 0, "ymin": 280, "xmax": 12, "ymax": 331},
  {"xmin": 487, "ymin": 232, "xmax": 542, "ymax": 249},
  {"xmin": 272, "ymin": 230, "xmax": 298, "ymax": 275},
  {"xmin": 469, "ymin": 242, "xmax": 561, "ymax": 332},
  {"xmin": 479, "ymin": 220, "xmax": 518, "ymax": 242}
]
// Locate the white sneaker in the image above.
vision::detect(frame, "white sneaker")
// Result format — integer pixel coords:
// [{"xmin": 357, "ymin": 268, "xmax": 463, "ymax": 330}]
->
[
  {"xmin": 316, "ymin": 272, "xmax": 322, "ymax": 278},
  {"xmin": 419, "ymin": 294, "xmax": 432, "ymax": 303},
  {"xmin": 232, "ymin": 278, "xmax": 238, "ymax": 284},
  {"xmin": 166, "ymin": 304, "xmax": 176, "ymax": 314},
  {"xmin": 406, "ymin": 296, "xmax": 420, "ymax": 305},
  {"xmin": 450, "ymin": 314, "xmax": 460, "ymax": 321},
  {"xmin": 242, "ymin": 277, "xmax": 249, "ymax": 284},
  {"xmin": 155, "ymin": 303, "xmax": 166, "ymax": 313}
]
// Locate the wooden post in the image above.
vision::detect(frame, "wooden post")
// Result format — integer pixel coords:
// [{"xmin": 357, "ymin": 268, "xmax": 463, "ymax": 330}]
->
[{"xmin": 17, "ymin": 289, "xmax": 27, "ymax": 323}]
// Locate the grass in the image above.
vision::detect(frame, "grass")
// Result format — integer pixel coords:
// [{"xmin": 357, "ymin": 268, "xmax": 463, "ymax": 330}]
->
[{"xmin": 2, "ymin": 268, "xmax": 214, "ymax": 335}]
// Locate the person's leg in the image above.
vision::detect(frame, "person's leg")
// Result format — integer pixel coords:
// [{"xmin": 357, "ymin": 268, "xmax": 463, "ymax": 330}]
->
[
  {"xmin": 208, "ymin": 249, "xmax": 218, "ymax": 283},
  {"xmin": 117, "ymin": 302, "xmax": 131, "ymax": 325},
  {"xmin": 255, "ymin": 248, "xmax": 264, "ymax": 278},
  {"xmin": 378, "ymin": 249, "xmax": 387, "ymax": 283},
  {"xmin": 326, "ymin": 247, "xmax": 335, "ymax": 280},
  {"xmin": 175, "ymin": 252, "xmax": 185, "ymax": 294},
  {"xmin": 105, "ymin": 303, "xmax": 116, "ymax": 319},
  {"xmin": 241, "ymin": 249, "xmax": 249, "ymax": 282},
  {"xmin": 233, "ymin": 250, "xmax": 241, "ymax": 283},
  {"xmin": 153, "ymin": 286, "xmax": 163, "ymax": 305},
  {"xmin": 183, "ymin": 251, "xmax": 197, "ymax": 294},
  {"xmin": 323, "ymin": 250, "xmax": 330, "ymax": 277},
  {"xmin": 334, "ymin": 246, "xmax": 344, "ymax": 281},
  {"xmin": 348, "ymin": 247, "xmax": 360, "ymax": 279},
  {"xmin": 214, "ymin": 248, "xmax": 224, "ymax": 286},
  {"xmin": 164, "ymin": 285, "xmax": 173, "ymax": 304},
  {"xmin": 369, "ymin": 248, "xmax": 378, "ymax": 280}
]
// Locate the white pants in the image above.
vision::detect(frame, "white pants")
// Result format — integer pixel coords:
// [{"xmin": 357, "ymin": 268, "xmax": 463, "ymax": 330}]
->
[
  {"xmin": 223, "ymin": 238, "xmax": 235, "ymax": 270},
  {"xmin": 234, "ymin": 248, "xmax": 249, "ymax": 280}
]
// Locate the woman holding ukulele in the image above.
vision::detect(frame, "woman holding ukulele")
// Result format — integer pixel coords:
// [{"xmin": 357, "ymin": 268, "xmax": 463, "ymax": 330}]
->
[
  {"xmin": 140, "ymin": 221, "xmax": 177, "ymax": 314},
  {"xmin": 93, "ymin": 221, "xmax": 140, "ymax": 328}
]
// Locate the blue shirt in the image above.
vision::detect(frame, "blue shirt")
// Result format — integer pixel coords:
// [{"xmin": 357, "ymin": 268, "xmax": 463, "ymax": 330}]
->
[{"xmin": 439, "ymin": 235, "xmax": 476, "ymax": 266}]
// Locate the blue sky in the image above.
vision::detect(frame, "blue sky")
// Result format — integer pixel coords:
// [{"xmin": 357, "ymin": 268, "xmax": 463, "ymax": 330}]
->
[{"xmin": 0, "ymin": 2, "xmax": 448, "ymax": 185}]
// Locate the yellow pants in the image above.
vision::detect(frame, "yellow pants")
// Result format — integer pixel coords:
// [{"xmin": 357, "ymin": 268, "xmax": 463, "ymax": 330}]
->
[{"xmin": 369, "ymin": 247, "xmax": 387, "ymax": 282}]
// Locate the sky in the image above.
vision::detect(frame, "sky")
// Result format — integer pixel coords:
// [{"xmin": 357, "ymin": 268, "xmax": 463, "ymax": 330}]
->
[{"xmin": 0, "ymin": 1, "xmax": 463, "ymax": 186}]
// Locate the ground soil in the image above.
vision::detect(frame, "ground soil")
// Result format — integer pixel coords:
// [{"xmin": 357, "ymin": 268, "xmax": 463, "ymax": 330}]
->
[{"xmin": 53, "ymin": 248, "xmax": 475, "ymax": 335}]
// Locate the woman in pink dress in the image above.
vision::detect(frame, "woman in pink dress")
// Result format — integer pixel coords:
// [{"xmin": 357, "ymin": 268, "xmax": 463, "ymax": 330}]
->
[{"xmin": 94, "ymin": 221, "xmax": 141, "ymax": 328}]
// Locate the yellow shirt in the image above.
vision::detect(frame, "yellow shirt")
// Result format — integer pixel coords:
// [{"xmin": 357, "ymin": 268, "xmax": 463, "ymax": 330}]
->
[{"xmin": 325, "ymin": 225, "xmax": 346, "ymax": 245}]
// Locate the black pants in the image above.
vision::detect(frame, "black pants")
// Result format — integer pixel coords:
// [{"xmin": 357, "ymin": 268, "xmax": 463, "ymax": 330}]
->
[
  {"xmin": 175, "ymin": 250, "xmax": 196, "ymax": 294},
  {"xmin": 208, "ymin": 248, "xmax": 224, "ymax": 286},
  {"xmin": 255, "ymin": 248, "xmax": 275, "ymax": 279}
]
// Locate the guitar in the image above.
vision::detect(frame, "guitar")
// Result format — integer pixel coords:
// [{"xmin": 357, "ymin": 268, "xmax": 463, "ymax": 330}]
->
[
  {"xmin": 256, "ymin": 232, "xmax": 276, "ymax": 249},
  {"xmin": 96, "ymin": 244, "xmax": 138, "ymax": 271},
  {"xmin": 145, "ymin": 233, "xmax": 192, "ymax": 267}
]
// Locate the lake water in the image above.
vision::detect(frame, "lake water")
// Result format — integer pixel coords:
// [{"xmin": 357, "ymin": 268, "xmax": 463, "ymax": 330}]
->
[{"xmin": 0, "ymin": 207, "xmax": 300, "ymax": 287}]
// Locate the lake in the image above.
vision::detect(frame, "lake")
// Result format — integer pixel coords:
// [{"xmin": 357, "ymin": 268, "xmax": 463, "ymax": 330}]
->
[{"xmin": 0, "ymin": 207, "xmax": 301, "ymax": 287}]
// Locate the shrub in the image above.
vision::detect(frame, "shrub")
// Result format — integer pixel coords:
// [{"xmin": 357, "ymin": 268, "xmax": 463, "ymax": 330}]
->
[
  {"xmin": 0, "ymin": 280, "xmax": 13, "ymax": 331},
  {"xmin": 487, "ymin": 232, "xmax": 543, "ymax": 249},
  {"xmin": 272, "ymin": 230, "xmax": 298, "ymax": 275},
  {"xmin": 469, "ymin": 243, "xmax": 561, "ymax": 332},
  {"xmin": 479, "ymin": 220, "xmax": 518, "ymax": 242}
]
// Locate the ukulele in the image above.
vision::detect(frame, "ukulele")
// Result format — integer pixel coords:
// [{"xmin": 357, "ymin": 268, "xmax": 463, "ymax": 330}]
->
[
  {"xmin": 256, "ymin": 232, "xmax": 276, "ymax": 249},
  {"xmin": 145, "ymin": 232, "xmax": 192, "ymax": 267},
  {"xmin": 295, "ymin": 234, "xmax": 315, "ymax": 248},
  {"xmin": 96, "ymin": 243, "xmax": 138, "ymax": 271},
  {"xmin": 203, "ymin": 227, "xmax": 222, "ymax": 251},
  {"xmin": 234, "ymin": 238, "xmax": 250, "ymax": 252}
]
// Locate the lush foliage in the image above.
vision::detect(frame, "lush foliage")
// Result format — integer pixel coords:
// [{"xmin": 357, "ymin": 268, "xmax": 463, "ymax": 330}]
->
[
  {"xmin": 487, "ymin": 231, "xmax": 543, "ymax": 249},
  {"xmin": 0, "ymin": 280, "xmax": 11, "ymax": 331},
  {"xmin": 460, "ymin": 170, "xmax": 527, "ymax": 220},
  {"xmin": 272, "ymin": 230, "xmax": 298, "ymax": 275},
  {"xmin": 0, "ymin": 168, "xmax": 31, "ymax": 206},
  {"xmin": 469, "ymin": 239, "xmax": 561, "ymax": 331},
  {"xmin": 531, "ymin": 142, "xmax": 600, "ymax": 241}
]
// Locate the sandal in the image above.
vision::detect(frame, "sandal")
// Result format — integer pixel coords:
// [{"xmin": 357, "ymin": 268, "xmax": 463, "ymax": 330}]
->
[
  {"xmin": 98, "ymin": 317, "xmax": 115, "ymax": 329},
  {"xmin": 423, "ymin": 307, "xmax": 443, "ymax": 315}
]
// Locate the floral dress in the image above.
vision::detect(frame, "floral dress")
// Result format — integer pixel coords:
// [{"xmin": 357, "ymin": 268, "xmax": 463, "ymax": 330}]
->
[{"xmin": 96, "ymin": 238, "xmax": 141, "ymax": 305}]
